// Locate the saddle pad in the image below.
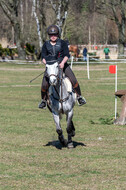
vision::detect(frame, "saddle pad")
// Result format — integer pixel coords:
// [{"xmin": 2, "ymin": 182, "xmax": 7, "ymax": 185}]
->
[
  {"xmin": 64, "ymin": 78, "xmax": 77, "ymax": 100},
  {"xmin": 63, "ymin": 77, "xmax": 72, "ymax": 92}
]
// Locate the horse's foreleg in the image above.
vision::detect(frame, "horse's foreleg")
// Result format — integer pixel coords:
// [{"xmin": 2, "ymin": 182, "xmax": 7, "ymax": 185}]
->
[
  {"xmin": 53, "ymin": 113, "xmax": 61, "ymax": 133},
  {"xmin": 66, "ymin": 110, "xmax": 74, "ymax": 148},
  {"xmin": 53, "ymin": 113, "xmax": 67, "ymax": 147},
  {"xmin": 66, "ymin": 110, "xmax": 75, "ymax": 136}
]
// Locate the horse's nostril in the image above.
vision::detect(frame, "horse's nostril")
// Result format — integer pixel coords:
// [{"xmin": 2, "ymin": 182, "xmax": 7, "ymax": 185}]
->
[
  {"xmin": 53, "ymin": 79, "xmax": 57, "ymax": 85},
  {"xmin": 50, "ymin": 77, "xmax": 57, "ymax": 85}
]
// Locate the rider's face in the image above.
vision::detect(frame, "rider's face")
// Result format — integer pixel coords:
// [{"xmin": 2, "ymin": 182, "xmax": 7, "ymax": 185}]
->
[{"xmin": 49, "ymin": 34, "xmax": 58, "ymax": 42}]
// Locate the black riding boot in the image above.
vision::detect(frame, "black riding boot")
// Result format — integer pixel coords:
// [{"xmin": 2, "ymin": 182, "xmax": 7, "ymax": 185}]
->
[
  {"xmin": 38, "ymin": 91, "xmax": 47, "ymax": 109},
  {"xmin": 77, "ymin": 96, "xmax": 86, "ymax": 106},
  {"xmin": 74, "ymin": 85, "xmax": 86, "ymax": 106}
]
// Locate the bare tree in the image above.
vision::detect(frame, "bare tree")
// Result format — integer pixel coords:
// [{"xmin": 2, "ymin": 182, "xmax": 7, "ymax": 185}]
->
[
  {"xmin": 38, "ymin": 0, "xmax": 69, "ymax": 41},
  {"xmin": 49, "ymin": 0, "xmax": 69, "ymax": 38},
  {"xmin": 0, "ymin": 0, "xmax": 25, "ymax": 59},
  {"xmin": 32, "ymin": 0, "xmax": 42, "ymax": 49},
  {"xmin": 96, "ymin": 0, "xmax": 126, "ymax": 57},
  {"xmin": 0, "ymin": 0, "xmax": 122, "ymax": 49},
  {"xmin": 20, "ymin": 0, "xmax": 24, "ymax": 33}
]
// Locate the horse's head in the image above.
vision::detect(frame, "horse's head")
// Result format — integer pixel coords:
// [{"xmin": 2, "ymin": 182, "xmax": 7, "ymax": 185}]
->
[{"xmin": 46, "ymin": 62, "xmax": 59, "ymax": 86}]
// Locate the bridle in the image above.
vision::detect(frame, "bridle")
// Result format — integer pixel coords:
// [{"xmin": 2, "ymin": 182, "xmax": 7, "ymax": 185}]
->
[{"xmin": 48, "ymin": 73, "xmax": 59, "ymax": 78}]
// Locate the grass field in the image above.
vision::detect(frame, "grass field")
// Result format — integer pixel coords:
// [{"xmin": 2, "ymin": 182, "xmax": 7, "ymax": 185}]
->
[{"xmin": 0, "ymin": 61, "xmax": 126, "ymax": 190}]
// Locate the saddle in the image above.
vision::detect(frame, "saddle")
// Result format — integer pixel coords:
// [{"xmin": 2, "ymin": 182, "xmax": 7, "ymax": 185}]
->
[{"xmin": 48, "ymin": 77, "xmax": 76, "ymax": 100}]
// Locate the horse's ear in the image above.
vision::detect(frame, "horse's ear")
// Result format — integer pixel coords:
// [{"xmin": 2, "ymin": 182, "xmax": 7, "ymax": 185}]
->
[{"xmin": 56, "ymin": 62, "xmax": 59, "ymax": 67}]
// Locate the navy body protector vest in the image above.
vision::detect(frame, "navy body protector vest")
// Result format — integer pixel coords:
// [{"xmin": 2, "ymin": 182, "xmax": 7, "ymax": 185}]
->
[{"xmin": 45, "ymin": 39, "xmax": 62, "ymax": 62}]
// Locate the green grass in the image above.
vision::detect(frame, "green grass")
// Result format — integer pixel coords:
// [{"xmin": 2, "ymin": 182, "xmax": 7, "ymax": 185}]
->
[{"xmin": 0, "ymin": 62, "xmax": 126, "ymax": 190}]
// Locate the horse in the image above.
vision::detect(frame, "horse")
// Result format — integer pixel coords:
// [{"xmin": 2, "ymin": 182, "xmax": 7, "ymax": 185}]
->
[
  {"xmin": 46, "ymin": 62, "xmax": 76, "ymax": 148},
  {"xmin": 69, "ymin": 45, "xmax": 80, "ymax": 60}
]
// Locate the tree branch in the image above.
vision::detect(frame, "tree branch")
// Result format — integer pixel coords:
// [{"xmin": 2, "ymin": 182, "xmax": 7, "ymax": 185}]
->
[{"xmin": 0, "ymin": 0, "xmax": 15, "ymax": 23}]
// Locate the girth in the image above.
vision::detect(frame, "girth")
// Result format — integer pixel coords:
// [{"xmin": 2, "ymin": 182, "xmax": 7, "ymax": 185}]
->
[{"xmin": 52, "ymin": 90, "xmax": 70, "ymax": 103}]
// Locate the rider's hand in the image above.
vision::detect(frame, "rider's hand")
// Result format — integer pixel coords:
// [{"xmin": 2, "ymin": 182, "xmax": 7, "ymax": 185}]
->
[
  {"xmin": 59, "ymin": 56, "xmax": 68, "ymax": 69},
  {"xmin": 42, "ymin": 58, "xmax": 46, "ymax": 65},
  {"xmin": 59, "ymin": 62, "xmax": 64, "ymax": 69}
]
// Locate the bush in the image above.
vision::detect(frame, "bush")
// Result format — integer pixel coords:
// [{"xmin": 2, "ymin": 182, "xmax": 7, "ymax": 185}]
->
[
  {"xmin": 88, "ymin": 52, "xmax": 96, "ymax": 56},
  {"xmin": 26, "ymin": 43, "xmax": 35, "ymax": 54},
  {"xmin": 0, "ymin": 44, "xmax": 18, "ymax": 57}
]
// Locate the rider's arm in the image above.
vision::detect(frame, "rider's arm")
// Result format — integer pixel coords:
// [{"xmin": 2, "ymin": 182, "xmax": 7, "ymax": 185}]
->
[
  {"xmin": 59, "ymin": 56, "xmax": 68, "ymax": 69},
  {"xmin": 59, "ymin": 40, "xmax": 70, "ymax": 69},
  {"xmin": 41, "ymin": 42, "xmax": 48, "ymax": 64}
]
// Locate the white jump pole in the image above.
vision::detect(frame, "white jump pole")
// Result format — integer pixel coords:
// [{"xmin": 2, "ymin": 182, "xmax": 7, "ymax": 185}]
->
[
  {"xmin": 71, "ymin": 56, "xmax": 73, "ymax": 69},
  {"xmin": 87, "ymin": 54, "xmax": 90, "ymax": 79},
  {"xmin": 115, "ymin": 65, "xmax": 117, "ymax": 119}
]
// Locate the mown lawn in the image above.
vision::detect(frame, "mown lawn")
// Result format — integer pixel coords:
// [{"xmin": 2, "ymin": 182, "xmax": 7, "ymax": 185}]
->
[{"xmin": 0, "ymin": 62, "xmax": 126, "ymax": 190}]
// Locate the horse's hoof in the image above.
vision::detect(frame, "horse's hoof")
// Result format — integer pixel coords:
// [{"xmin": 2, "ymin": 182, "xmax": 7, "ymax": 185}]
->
[
  {"xmin": 62, "ymin": 139, "xmax": 68, "ymax": 147},
  {"xmin": 59, "ymin": 136, "xmax": 67, "ymax": 147},
  {"xmin": 67, "ymin": 142, "xmax": 74, "ymax": 149}
]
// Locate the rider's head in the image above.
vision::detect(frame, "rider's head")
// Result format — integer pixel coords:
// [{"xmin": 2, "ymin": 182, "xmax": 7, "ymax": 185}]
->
[{"xmin": 47, "ymin": 25, "xmax": 60, "ymax": 42}]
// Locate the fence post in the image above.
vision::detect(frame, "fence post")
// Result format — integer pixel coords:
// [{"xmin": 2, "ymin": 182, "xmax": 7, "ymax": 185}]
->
[
  {"xmin": 115, "ymin": 65, "xmax": 117, "ymax": 119},
  {"xmin": 87, "ymin": 54, "xmax": 90, "ymax": 79}
]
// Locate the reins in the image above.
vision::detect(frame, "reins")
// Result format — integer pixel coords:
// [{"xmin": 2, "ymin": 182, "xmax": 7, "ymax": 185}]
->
[{"xmin": 60, "ymin": 69, "xmax": 64, "ymax": 113}]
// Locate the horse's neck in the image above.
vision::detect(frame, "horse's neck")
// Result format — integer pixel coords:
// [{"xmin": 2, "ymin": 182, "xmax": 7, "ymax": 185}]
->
[
  {"xmin": 60, "ymin": 80, "xmax": 68, "ymax": 98},
  {"xmin": 52, "ymin": 80, "xmax": 68, "ymax": 98}
]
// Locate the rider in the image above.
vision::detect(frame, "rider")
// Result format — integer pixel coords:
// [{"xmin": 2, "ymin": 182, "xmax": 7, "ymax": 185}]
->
[{"xmin": 39, "ymin": 24, "xmax": 86, "ymax": 109}]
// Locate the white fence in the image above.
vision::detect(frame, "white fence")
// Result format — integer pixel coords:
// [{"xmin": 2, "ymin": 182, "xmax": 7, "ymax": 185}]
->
[{"xmin": 68, "ymin": 55, "xmax": 126, "ymax": 80}]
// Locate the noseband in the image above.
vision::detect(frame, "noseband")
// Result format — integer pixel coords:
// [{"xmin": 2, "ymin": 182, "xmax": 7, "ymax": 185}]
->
[{"xmin": 48, "ymin": 73, "xmax": 59, "ymax": 78}]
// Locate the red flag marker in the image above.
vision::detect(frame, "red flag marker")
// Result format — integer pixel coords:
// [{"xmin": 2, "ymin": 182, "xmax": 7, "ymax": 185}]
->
[{"xmin": 109, "ymin": 65, "xmax": 116, "ymax": 74}]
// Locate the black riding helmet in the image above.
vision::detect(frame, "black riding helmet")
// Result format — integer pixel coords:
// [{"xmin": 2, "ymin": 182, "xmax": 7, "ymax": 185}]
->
[{"xmin": 47, "ymin": 25, "xmax": 59, "ymax": 36}]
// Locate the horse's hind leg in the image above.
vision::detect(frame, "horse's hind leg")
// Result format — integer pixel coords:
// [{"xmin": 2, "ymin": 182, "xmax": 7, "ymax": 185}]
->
[
  {"xmin": 66, "ymin": 110, "xmax": 74, "ymax": 148},
  {"xmin": 53, "ymin": 113, "xmax": 67, "ymax": 147}
]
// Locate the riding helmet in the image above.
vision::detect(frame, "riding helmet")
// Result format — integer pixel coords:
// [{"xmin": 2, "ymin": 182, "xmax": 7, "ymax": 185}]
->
[{"xmin": 47, "ymin": 25, "xmax": 59, "ymax": 35}]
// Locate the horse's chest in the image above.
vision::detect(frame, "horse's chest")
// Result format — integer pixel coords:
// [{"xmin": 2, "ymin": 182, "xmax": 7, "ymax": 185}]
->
[
  {"xmin": 50, "ymin": 95, "xmax": 72, "ymax": 113},
  {"xmin": 48, "ymin": 82, "xmax": 75, "ymax": 113}
]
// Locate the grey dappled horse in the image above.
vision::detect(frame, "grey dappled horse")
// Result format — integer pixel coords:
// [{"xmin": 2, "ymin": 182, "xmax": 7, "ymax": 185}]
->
[{"xmin": 46, "ymin": 62, "xmax": 76, "ymax": 148}]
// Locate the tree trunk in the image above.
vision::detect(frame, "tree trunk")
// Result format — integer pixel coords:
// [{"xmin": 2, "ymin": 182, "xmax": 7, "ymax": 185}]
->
[
  {"xmin": 0, "ymin": 0, "xmax": 26, "ymax": 59},
  {"xmin": 20, "ymin": 0, "xmax": 24, "ymax": 32},
  {"xmin": 32, "ymin": 0, "xmax": 42, "ymax": 50},
  {"xmin": 118, "ymin": 42, "xmax": 124, "ymax": 58},
  {"xmin": 118, "ymin": 22, "xmax": 125, "ymax": 58},
  {"xmin": 14, "ymin": 22, "xmax": 25, "ymax": 59}
]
